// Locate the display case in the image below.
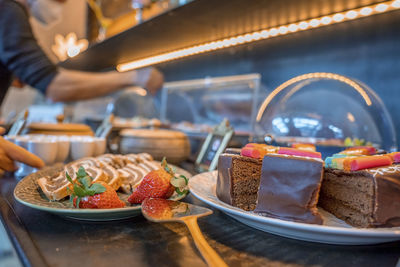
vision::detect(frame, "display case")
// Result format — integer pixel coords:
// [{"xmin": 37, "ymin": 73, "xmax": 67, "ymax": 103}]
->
[
  {"xmin": 254, "ymin": 72, "xmax": 397, "ymax": 156},
  {"xmin": 160, "ymin": 73, "xmax": 262, "ymax": 153},
  {"xmin": 161, "ymin": 73, "xmax": 261, "ymax": 133}
]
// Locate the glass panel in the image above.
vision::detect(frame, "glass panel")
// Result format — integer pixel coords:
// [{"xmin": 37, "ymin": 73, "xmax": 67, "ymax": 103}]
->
[{"xmin": 255, "ymin": 73, "xmax": 397, "ymax": 154}]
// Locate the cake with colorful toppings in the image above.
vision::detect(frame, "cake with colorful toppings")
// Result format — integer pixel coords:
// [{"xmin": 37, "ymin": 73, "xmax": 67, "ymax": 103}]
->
[
  {"xmin": 217, "ymin": 143, "xmax": 324, "ymax": 224},
  {"xmin": 320, "ymin": 152, "xmax": 400, "ymax": 227}
]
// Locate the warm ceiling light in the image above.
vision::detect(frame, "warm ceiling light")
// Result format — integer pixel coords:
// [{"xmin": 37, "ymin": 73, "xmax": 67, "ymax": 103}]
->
[
  {"xmin": 345, "ymin": 10, "xmax": 358, "ymax": 19},
  {"xmin": 332, "ymin": 13, "xmax": 345, "ymax": 22},
  {"xmin": 392, "ymin": 0, "xmax": 400, "ymax": 8},
  {"xmin": 244, "ymin": 34, "xmax": 253, "ymax": 41},
  {"xmin": 251, "ymin": 32, "xmax": 261, "ymax": 40},
  {"xmin": 299, "ymin": 21, "xmax": 309, "ymax": 30},
  {"xmin": 376, "ymin": 3, "xmax": 389, "ymax": 12},
  {"xmin": 309, "ymin": 19, "xmax": 320, "ymax": 27},
  {"xmin": 360, "ymin": 7, "xmax": 373, "ymax": 16},
  {"xmin": 269, "ymin": 28, "xmax": 278, "ymax": 36},
  {"xmin": 321, "ymin": 16, "xmax": 332, "ymax": 24},
  {"xmin": 288, "ymin": 23, "xmax": 299, "ymax": 32},
  {"xmin": 260, "ymin": 30, "xmax": 269, "ymax": 38},
  {"xmin": 279, "ymin": 26, "xmax": 288, "ymax": 34},
  {"xmin": 117, "ymin": 0, "xmax": 400, "ymax": 72}
]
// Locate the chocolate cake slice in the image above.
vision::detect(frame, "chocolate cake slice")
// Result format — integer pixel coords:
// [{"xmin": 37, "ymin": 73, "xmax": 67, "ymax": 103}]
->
[
  {"xmin": 320, "ymin": 165, "xmax": 400, "ymax": 228},
  {"xmin": 217, "ymin": 153, "xmax": 262, "ymax": 211},
  {"xmin": 217, "ymin": 145, "xmax": 325, "ymax": 224}
]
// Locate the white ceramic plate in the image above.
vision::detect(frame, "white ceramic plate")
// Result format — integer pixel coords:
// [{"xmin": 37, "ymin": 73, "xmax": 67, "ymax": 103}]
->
[{"xmin": 188, "ymin": 171, "xmax": 400, "ymax": 245}]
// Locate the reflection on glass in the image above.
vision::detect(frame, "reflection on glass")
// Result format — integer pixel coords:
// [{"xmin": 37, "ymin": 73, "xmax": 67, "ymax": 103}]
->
[{"xmin": 255, "ymin": 72, "xmax": 397, "ymax": 151}]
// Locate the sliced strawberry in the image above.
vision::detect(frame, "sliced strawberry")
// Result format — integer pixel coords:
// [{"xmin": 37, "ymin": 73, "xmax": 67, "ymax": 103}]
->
[
  {"xmin": 141, "ymin": 198, "xmax": 173, "ymax": 219},
  {"xmin": 128, "ymin": 169, "xmax": 173, "ymax": 204},
  {"xmin": 128, "ymin": 158, "xmax": 188, "ymax": 204}
]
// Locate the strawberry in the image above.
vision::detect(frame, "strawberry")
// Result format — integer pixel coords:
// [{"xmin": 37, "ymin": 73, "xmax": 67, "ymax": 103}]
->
[
  {"xmin": 66, "ymin": 167, "xmax": 125, "ymax": 209},
  {"xmin": 141, "ymin": 198, "xmax": 174, "ymax": 219},
  {"xmin": 128, "ymin": 158, "xmax": 188, "ymax": 204},
  {"xmin": 142, "ymin": 198, "xmax": 190, "ymax": 220}
]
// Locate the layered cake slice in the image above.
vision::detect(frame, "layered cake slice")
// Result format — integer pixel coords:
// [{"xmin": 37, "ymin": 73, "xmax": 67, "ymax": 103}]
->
[
  {"xmin": 217, "ymin": 144, "xmax": 277, "ymax": 211},
  {"xmin": 320, "ymin": 153, "xmax": 400, "ymax": 227},
  {"xmin": 217, "ymin": 144, "xmax": 324, "ymax": 224},
  {"xmin": 217, "ymin": 152, "xmax": 262, "ymax": 211}
]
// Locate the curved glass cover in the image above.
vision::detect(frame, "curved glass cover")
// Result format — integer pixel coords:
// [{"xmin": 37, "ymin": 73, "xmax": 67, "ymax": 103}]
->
[{"xmin": 255, "ymin": 73, "xmax": 397, "ymax": 152}]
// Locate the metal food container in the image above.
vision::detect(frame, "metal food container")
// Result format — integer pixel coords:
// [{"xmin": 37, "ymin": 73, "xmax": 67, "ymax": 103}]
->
[{"xmin": 119, "ymin": 129, "xmax": 190, "ymax": 164}]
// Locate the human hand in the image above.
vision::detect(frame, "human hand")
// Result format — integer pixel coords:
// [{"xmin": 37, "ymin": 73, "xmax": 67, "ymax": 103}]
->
[
  {"xmin": 0, "ymin": 137, "xmax": 44, "ymax": 173},
  {"xmin": 134, "ymin": 67, "xmax": 164, "ymax": 96}
]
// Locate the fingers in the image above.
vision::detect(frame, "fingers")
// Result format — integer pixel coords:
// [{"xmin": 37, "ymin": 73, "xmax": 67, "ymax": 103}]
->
[
  {"xmin": 0, "ymin": 152, "xmax": 16, "ymax": 172},
  {"xmin": 145, "ymin": 68, "xmax": 164, "ymax": 96},
  {"xmin": 134, "ymin": 67, "xmax": 164, "ymax": 96},
  {"xmin": 0, "ymin": 137, "xmax": 45, "ymax": 168},
  {"xmin": 0, "ymin": 127, "xmax": 5, "ymax": 135}
]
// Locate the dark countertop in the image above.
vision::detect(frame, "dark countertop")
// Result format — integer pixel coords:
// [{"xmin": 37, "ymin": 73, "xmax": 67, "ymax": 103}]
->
[{"xmin": 1, "ymin": 172, "xmax": 400, "ymax": 267}]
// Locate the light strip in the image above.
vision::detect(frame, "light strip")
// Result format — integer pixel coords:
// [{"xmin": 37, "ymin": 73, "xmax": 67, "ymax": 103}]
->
[
  {"xmin": 255, "ymin": 72, "xmax": 373, "ymax": 122},
  {"xmin": 117, "ymin": 0, "xmax": 400, "ymax": 72}
]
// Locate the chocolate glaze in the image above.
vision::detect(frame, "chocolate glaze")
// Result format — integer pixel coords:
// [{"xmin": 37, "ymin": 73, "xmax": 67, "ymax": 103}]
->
[
  {"xmin": 216, "ymin": 154, "xmax": 234, "ymax": 205},
  {"xmin": 326, "ymin": 165, "xmax": 400, "ymax": 227},
  {"xmin": 216, "ymin": 153, "xmax": 324, "ymax": 224},
  {"xmin": 254, "ymin": 154, "xmax": 323, "ymax": 224}
]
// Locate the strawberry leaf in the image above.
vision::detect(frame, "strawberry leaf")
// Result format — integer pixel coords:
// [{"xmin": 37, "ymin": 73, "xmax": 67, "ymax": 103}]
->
[
  {"xmin": 175, "ymin": 188, "xmax": 189, "ymax": 196},
  {"xmin": 179, "ymin": 175, "xmax": 188, "ymax": 185},
  {"xmin": 79, "ymin": 176, "xmax": 92, "ymax": 188},
  {"xmin": 77, "ymin": 167, "xmax": 87, "ymax": 178},
  {"xmin": 67, "ymin": 166, "xmax": 106, "ymax": 208},
  {"xmin": 75, "ymin": 197, "xmax": 81, "ymax": 209},
  {"xmin": 69, "ymin": 193, "xmax": 75, "ymax": 203},
  {"xmin": 89, "ymin": 183, "xmax": 106, "ymax": 194},
  {"xmin": 65, "ymin": 172, "xmax": 73, "ymax": 184},
  {"xmin": 161, "ymin": 157, "xmax": 174, "ymax": 176},
  {"xmin": 73, "ymin": 185, "xmax": 87, "ymax": 197}
]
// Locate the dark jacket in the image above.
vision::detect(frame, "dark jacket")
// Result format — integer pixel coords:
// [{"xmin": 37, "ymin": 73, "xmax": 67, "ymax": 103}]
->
[{"xmin": 0, "ymin": 0, "xmax": 58, "ymax": 103}]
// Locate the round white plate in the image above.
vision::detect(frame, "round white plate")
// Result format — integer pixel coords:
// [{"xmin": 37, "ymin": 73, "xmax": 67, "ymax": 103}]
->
[{"xmin": 188, "ymin": 171, "xmax": 400, "ymax": 245}]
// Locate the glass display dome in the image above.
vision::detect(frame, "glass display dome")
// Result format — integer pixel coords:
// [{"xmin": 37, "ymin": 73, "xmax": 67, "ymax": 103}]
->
[{"xmin": 254, "ymin": 72, "xmax": 397, "ymax": 155}]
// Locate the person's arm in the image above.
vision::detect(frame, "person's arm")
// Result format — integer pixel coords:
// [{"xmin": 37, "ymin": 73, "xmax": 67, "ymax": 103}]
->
[
  {"xmin": 0, "ymin": 1, "xmax": 163, "ymax": 102},
  {"xmin": 46, "ymin": 67, "xmax": 163, "ymax": 102},
  {"xmin": 0, "ymin": 0, "xmax": 58, "ymax": 93},
  {"xmin": 0, "ymin": 137, "xmax": 44, "ymax": 172}
]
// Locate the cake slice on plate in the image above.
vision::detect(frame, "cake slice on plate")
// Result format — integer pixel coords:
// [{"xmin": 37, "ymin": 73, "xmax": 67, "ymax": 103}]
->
[
  {"xmin": 320, "ymin": 153, "xmax": 400, "ymax": 227},
  {"xmin": 217, "ymin": 144, "xmax": 324, "ymax": 224}
]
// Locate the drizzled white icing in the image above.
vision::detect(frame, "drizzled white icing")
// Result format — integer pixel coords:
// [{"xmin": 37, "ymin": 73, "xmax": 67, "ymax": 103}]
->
[{"xmin": 367, "ymin": 165, "xmax": 400, "ymax": 178}]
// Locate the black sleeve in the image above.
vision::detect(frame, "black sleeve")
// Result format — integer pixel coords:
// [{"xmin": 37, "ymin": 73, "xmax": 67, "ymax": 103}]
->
[{"xmin": 0, "ymin": 0, "xmax": 58, "ymax": 94}]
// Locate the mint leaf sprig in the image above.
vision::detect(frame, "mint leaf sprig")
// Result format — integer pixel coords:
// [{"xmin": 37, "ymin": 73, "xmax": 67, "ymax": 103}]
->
[
  {"xmin": 161, "ymin": 157, "xmax": 174, "ymax": 176},
  {"xmin": 66, "ymin": 166, "xmax": 106, "ymax": 208},
  {"xmin": 161, "ymin": 157, "xmax": 189, "ymax": 196},
  {"xmin": 171, "ymin": 174, "xmax": 189, "ymax": 196}
]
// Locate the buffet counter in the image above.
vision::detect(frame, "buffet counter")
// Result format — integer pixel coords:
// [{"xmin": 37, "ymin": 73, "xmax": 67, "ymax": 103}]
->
[{"xmin": 1, "ymin": 170, "xmax": 400, "ymax": 267}]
